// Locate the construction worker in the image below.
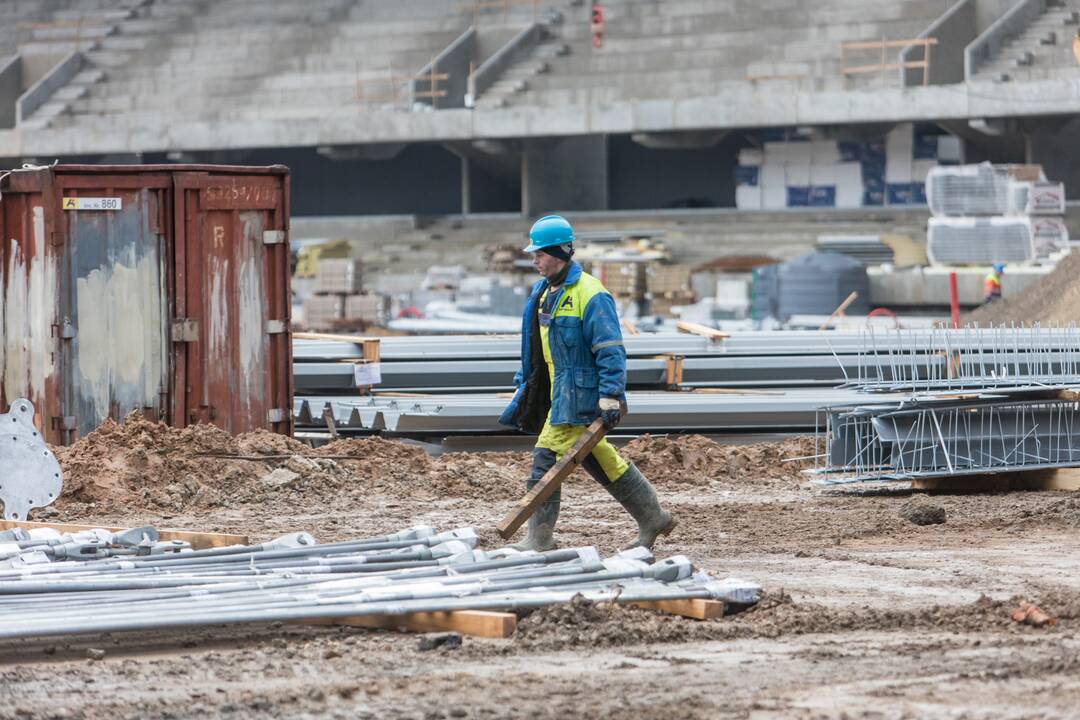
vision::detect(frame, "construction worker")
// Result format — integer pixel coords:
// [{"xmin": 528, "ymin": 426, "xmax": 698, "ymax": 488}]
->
[
  {"xmin": 983, "ymin": 263, "xmax": 1004, "ymax": 304},
  {"xmin": 499, "ymin": 215, "xmax": 677, "ymax": 552}
]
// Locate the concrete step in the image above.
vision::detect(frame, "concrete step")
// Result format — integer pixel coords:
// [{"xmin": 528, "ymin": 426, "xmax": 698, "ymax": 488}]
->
[
  {"xmin": 51, "ymin": 9, "xmax": 133, "ymax": 23},
  {"xmin": 72, "ymin": 69, "xmax": 106, "ymax": 85},
  {"xmin": 51, "ymin": 84, "xmax": 87, "ymax": 102},
  {"xmin": 30, "ymin": 25, "xmax": 114, "ymax": 42},
  {"xmin": 117, "ymin": 17, "xmax": 183, "ymax": 35},
  {"xmin": 98, "ymin": 35, "xmax": 154, "ymax": 51}
]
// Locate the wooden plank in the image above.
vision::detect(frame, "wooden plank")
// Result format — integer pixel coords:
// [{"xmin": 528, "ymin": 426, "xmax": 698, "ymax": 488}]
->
[
  {"xmin": 841, "ymin": 38, "xmax": 939, "ymax": 50},
  {"xmin": 842, "ymin": 61, "xmax": 929, "ymax": 75},
  {"xmin": 294, "ymin": 331, "xmax": 376, "ymax": 343},
  {"xmin": 911, "ymin": 476, "xmax": 1010, "ymax": 492},
  {"xmin": 819, "ymin": 291, "xmax": 858, "ymax": 330},
  {"xmin": 497, "ymin": 417, "xmax": 609, "ymax": 539},
  {"xmin": 0, "ymin": 520, "xmax": 247, "ymax": 549},
  {"xmin": 691, "ymin": 387, "xmax": 783, "ymax": 396},
  {"xmin": 630, "ymin": 598, "xmax": 725, "ymax": 620},
  {"xmin": 294, "ymin": 332, "xmax": 381, "ymax": 361},
  {"xmin": 295, "ymin": 610, "xmax": 517, "ymax": 638},
  {"xmin": 913, "ymin": 468, "xmax": 1080, "ymax": 492},
  {"xmin": 675, "ymin": 320, "xmax": 730, "ymax": 341},
  {"xmin": 655, "ymin": 354, "xmax": 683, "ymax": 388}
]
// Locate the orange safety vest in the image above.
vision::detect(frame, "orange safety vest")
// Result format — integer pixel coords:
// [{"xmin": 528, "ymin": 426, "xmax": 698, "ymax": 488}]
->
[{"xmin": 984, "ymin": 271, "xmax": 1002, "ymax": 297}]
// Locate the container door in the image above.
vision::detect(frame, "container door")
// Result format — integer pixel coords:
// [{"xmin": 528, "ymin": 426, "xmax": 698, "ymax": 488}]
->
[
  {"xmin": 56, "ymin": 182, "xmax": 171, "ymax": 438},
  {"xmin": 173, "ymin": 173, "xmax": 291, "ymax": 435},
  {"xmin": 0, "ymin": 186, "xmax": 59, "ymax": 438}
]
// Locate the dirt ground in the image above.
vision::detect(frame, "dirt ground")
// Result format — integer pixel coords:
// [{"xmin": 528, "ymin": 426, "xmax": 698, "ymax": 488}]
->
[{"xmin": 3, "ymin": 417, "xmax": 1080, "ymax": 719}]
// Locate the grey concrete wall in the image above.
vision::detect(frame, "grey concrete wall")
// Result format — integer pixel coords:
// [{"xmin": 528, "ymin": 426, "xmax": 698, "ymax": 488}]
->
[
  {"xmin": 0, "ymin": 56, "xmax": 20, "ymax": 130},
  {"xmin": 16, "ymin": 51, "xmax": 81, "ymax": 125},
  {"xmin": 607, "ymin": 133, "xmax": 739, "ymax": 210},
  {"xmin": 468, "ymin": 158, "xmax": 521, "ymax": 213},
  {"xmin": 1029, "ymin": 116, "xmax": 1080, "ymax": 200},
  {"xmin": 413, "ymin": 28, "xmax": 475, "ymax": 110},
  {"xmin": 522, "ymin": 135, "xmax": 608, "ymax": 215},
  {"xmin": 902, "ymin": 0, "xmax": 977, "ymax": 86}
]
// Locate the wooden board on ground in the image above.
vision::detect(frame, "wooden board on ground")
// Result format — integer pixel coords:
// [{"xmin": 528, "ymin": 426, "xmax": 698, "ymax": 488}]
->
[
  {"xmin": 675, "ymin": 320, "xmax": 730, "ymax": 341},
  {"xmin": 913, "ymin": 467, "xmax": 1080, "ymax": 492},
  {"xmin": 295, "ymin": 610, "xmax": 517, "ymax": 638},
  {"xmin": 496, "ymin": 417, "xmax": 610, "ymax": 539},
  {"xmin": 0, "ymin": 520, "xmax": 248, "ymax": 549},
  {"xmin": 630, "ymin": 598, "xmax": 725, "ymax": 620}
]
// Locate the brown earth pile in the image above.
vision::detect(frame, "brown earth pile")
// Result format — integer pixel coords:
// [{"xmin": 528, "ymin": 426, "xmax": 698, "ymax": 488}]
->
[
  {"xmin": 51, "ymin": 415, "xmax": 814, "ymax": 517},
  {"xmin": 966, "ymin": 251, "xmax": 1080, "ymax": 325},
  {"xmin": 621, "ymin": 434, "xmax": 817, "ymax": 487},
  {"xmin": 53, "ymin": 414, "xmax": 528, "ymax": 515}
]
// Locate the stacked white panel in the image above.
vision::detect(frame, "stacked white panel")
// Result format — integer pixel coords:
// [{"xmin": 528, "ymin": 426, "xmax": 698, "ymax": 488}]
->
[{"xmin": 927, "ymin": 217, "xmax": 1036, "ymax": 265}]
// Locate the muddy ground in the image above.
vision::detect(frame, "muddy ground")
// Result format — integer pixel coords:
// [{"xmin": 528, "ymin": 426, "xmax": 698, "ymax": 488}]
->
[{"xmin": 3, "ymin": 417, "xmax": 1080, "ymax": 719}]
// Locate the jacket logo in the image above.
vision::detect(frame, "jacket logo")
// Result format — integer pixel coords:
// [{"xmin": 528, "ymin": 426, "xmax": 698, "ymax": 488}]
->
[{"xmin": 561, "ymin": 296, "xmax": 573, "ymax": 309}]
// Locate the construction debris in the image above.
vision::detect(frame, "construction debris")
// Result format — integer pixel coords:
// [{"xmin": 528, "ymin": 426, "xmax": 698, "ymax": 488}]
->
[{"xmin": 1011, "ymin": 601, "xmax": 1056, "ymax": 628}]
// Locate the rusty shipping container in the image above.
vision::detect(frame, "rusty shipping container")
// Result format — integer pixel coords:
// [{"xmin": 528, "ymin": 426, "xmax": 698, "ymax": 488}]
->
[{"xmin": 0, "ymin": 164, "xmax": 293, "ymax": 444}]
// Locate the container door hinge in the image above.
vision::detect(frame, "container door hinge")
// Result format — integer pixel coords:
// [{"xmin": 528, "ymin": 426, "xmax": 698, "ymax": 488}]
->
[
  {"xmin": 59, "ymin": 318, "xmax": 75, "ymax": 340},
  {"xmin": 262, "ymin": 230, "xmax": 286, "ymax": 245},
  {"xmin": 171, "ymin": 319, "xmax": 199, "ymax": 342},
  {"xmin": 267, "ymin": 408, "xmax": 287, "ymax": 424},
  {"xmin": 266, "ymin": 320, "xmax": 287, "ymax": 334}
]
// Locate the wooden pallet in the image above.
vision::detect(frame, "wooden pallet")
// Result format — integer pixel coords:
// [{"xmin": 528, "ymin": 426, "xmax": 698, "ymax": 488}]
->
[{"xmin": 0, "ymin": 520, "xmax": 248, "ymax": 549}]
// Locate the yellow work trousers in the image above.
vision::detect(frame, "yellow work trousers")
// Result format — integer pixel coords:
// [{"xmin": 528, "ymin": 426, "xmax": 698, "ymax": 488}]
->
[{"xmin": 535, "ymin": 413, "xmax": 629, "ymax": 483}]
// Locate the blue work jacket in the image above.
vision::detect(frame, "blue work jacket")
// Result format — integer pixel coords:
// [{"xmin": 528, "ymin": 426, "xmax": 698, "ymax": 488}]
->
[{"xmin": 499, "ymin": 261, "xmax": 627, "ymax": 429}]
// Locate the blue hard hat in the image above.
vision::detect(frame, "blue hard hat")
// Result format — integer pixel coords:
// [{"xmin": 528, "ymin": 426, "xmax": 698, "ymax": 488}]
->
[
  {"xmin": 993, "ymin": 263, "xmax": 1005, "ymax": 273},
  {"xmin": 524, "ymin": 215, "xmax": 574, "ymax": 252}
]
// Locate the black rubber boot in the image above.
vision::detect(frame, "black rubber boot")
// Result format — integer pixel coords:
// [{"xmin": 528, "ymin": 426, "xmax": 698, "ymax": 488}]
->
[
  {"xmin": 510, "ymin": 448, "xmax": 560, "ymax": 551},
  {"xmin": 604, "ymin": 464, "xmax": 676, "ymax": 551}
]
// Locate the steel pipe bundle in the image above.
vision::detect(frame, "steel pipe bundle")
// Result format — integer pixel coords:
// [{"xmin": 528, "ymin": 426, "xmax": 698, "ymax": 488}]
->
[{"xmin": 0, "ymin": 525, "xmax": 761, "ymax": 640}]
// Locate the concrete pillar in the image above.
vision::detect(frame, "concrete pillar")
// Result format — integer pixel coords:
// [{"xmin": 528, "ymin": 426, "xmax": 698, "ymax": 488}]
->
[
  {"xmin": 460, "ymin": 154, "xmax": 471, "ymax": 216},
  {"xmin": 521, "ymin": 135, "xmax": 608, "ymax": 217}
]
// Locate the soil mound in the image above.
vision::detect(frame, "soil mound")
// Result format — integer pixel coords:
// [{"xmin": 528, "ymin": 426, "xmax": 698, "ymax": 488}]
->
[
  {"xmin": 620, "ymin": 434, "xmax": 816, "ymax": 487},
  {"xmin": 52, "ymin": 415, "xmax": 530, "ymax": 515},
  {"xmin": 966, "ymin": 252, "xmax": 1080, "ymax": 325}
]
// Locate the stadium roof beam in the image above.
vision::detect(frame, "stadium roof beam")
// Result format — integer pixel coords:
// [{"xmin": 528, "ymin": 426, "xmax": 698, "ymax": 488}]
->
[
  {"xmin": 630, "ymin": 130, "xmax": 728, "ymax": 150},
  {"xmin": 317, "ymin": 144, "xmax": 406, "ymax": 162}
]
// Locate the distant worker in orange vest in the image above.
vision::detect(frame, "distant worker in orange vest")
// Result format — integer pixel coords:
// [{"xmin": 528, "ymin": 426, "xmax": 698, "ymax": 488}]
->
[{"xmin": 983, "ymin": 263, "xmax": 1004, "ymax": 304}]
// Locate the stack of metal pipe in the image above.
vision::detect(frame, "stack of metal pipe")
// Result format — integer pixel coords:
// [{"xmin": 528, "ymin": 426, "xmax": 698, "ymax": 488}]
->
[{"xmin": 0, "ymin": 525, "xmax": 761, "ymax": 640}]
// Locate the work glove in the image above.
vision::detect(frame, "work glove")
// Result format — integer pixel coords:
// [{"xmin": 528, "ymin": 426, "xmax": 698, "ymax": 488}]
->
[{"xmin": 599, "ymin": 397, "xmax": 622, "ymax": 430}]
